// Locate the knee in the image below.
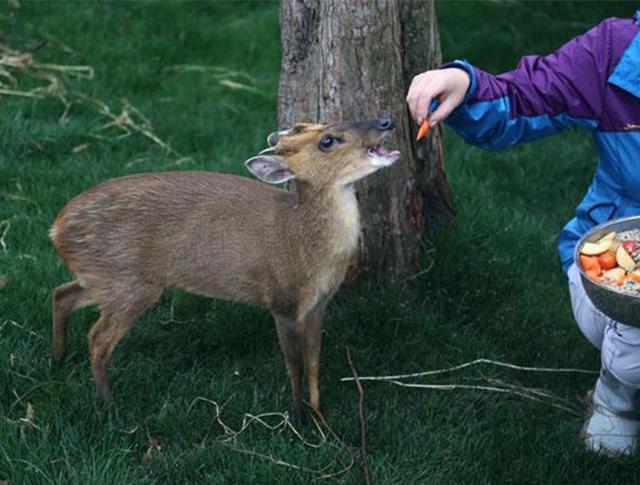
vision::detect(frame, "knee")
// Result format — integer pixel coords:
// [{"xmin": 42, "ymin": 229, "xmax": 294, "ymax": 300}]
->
[
  {"xmin": 603, "ymin": 325, "xmax": 640, "ymax": 389},
  {"xmin": 606, "ymin": 359, "xmax": 640, "ymax": 389}
]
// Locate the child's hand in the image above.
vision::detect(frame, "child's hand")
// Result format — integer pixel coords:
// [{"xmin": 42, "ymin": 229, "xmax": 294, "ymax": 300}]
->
[{"xmin": 406, "ymin": 68, "xmax": 471, "ymax": 126}]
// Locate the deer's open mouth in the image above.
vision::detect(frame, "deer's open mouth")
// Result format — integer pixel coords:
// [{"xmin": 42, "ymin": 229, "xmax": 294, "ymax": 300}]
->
[{"xmin": 368, "ymin": 144, "xmax": 400, "ymax": 167}]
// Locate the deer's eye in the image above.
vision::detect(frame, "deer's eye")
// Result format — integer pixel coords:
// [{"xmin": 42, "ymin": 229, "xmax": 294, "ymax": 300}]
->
[{"xmin": 319, "ymin": 135, "xmax": 335, "ymax": 151}]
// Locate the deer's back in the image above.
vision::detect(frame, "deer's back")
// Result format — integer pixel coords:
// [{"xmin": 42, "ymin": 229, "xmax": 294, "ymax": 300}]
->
[{"xmin": 51, "ymin": 172, "xmax": 294, "ymax": 303}]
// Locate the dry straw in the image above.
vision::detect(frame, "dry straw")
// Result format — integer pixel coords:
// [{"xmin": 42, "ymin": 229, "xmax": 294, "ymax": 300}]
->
[
  {"xmin": 0, "ymin": 43, "xmax": 92, "ymax": 103},
  {"xmin": 0, "ymin": 42, "xmax": 187, "ymax": 162},
  {"xmin": 164, "ymin": 63, "xmax": 268, "ymax": 98}
]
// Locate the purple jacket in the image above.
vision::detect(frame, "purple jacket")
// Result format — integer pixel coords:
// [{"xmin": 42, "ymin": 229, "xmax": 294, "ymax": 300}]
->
[{"xmin": 445, "ymin": 11, "xmax": 640, "ymax": 272}]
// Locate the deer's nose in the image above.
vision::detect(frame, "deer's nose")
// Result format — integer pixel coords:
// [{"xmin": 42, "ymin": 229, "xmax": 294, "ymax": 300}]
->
[{"xmin": 377, "ymin": 117, "xmax": 395, "ymax": 131}]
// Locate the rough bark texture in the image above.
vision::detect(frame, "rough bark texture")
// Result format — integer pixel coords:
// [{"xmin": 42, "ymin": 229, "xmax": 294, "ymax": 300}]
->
[{"xmin": 278, "ymin": 0, "xmax": 453, "ymax": 281}]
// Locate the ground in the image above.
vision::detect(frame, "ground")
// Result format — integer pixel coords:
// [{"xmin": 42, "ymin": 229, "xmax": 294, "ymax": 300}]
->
[{"xmin": 1, "ymin": 1, "xmax": 640, "ymax": 483}]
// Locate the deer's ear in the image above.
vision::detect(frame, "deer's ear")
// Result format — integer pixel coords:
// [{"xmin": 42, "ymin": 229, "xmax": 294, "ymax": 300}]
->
[
  {"xmin": 258, "ymin": 147, "xmax": 276, "ymax": 155},
  {"xmin": 244, "ymin": 155, "xmax": 295, "ymax": 184},
  {"xmin": 267, "ymin": 129, "xmax": 291, "ymax": 147}
]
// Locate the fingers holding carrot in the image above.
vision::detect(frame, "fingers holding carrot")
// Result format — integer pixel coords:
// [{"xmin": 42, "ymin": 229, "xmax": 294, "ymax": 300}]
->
[{"xmin": 406, "ymin": 68, "xmax": 471, "ymax": 126}]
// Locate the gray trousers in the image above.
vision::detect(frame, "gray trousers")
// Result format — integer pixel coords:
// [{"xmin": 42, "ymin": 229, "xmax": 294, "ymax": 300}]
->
[{"xmin": 568, "ymin": 263, "xmax": 640, "ymax": 389}]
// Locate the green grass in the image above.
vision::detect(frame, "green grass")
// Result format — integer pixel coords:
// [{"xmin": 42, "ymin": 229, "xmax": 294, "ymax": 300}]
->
[{"xmin": 2, "ymin": 1, "xmax": 640, "ymax": 483}]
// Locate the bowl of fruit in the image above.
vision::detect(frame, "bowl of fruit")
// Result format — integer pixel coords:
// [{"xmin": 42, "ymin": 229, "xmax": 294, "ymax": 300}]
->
[{"xmin": 575, "ymin": 215, "xmax": 640, "ymax": 327}]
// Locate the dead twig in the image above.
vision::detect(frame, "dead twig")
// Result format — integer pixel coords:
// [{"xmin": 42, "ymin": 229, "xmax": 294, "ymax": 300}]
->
[
  {"xmin": 310, "ymin": 406, "xmax": 358, "ymax": 459},
  {"xmin": 408, "ymin": 244, "xmax": 436, "ymax": 281},
  {"xmin": 385, "ymin": 380, "xmax": 581, "ymax": 416},
  {"xmin": 72, "ymin": 94, "xmax": 189, "ymax": 161},
  {"xmin": 164, "ymin": 63, "xmax": 255, "ymax": 82},
  {"xmin": 143, "ymin": 425, "xmax": 163, "ymax": 463},
  {"xmin": 485, "ymin": 377, "xmax": 581, "ymax": 416},
  {"xmin": 340, "ymin": 358, "xmax": 597, "ymax": 382},
  {"xmin": 345, "ymin": 347, "xmax": 372, "ymax": 485},
  {"xmin": 5, "ymin": 402, "xmax": 44, "ymax": 433},
  {"xmin": 0, "ymin": 218, "xmax": 13, "ymax": 252},
  {"xmin": 217, "ymin": 79, "xmax": 268, "ymax": 98},
  {"xmin": 307, "ymin": 409, "xmax": 357, "ymax": 481},
  {"xmin": 1, "ymin": 319, "xmax": 45, "ymax": 340},
  {"xmin": 0, "ymin": 43, "xmax": 92, "ymax": 110},
  {"xmin": 227, "ymin": 446, "xmax": 350, "ymax": 480},
  {"xmin": 188, "ymin": 396, "xmax": 315, "ymax": 446},
  {"xmin": 0, "ymin": 87, "xmax": 43, "ymax": 98},
  {"xmin": 340, "ymin": 358, "xmax": 591, "ymax": 417},
  {"xmin": 189, "ymin": 396, "xmax": 355, "ymax": 481}
]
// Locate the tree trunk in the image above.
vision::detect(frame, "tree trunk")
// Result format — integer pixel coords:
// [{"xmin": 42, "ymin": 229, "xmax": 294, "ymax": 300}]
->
[{"xmin": 278, "ymin": 0, "xmax": 453, "ymax": 281}]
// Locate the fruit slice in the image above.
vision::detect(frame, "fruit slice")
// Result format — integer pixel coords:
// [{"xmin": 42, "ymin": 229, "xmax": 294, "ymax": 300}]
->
[
  {"xmin": 598, "ymin": 231, "xmax": 617, "ymax": 243},
  {"xmin": 581, "ymin": 239, "xmax": 614, "ymax": 256},
  {"xmin": 622, "ymin": 241, "xmax": 638, "ymax": 255},
  {"xmin": 616, "ymin": 245, "xmax": 636, "ymax": 271},
  {"xmin": 603, "ymin": 267, "xmax": 626, "ymax": 283},
  {"xmin": 597, "ymin": 251, "xmax": 618, "ymax": 271},
  {"xmin": 630, "ymin": 271, "xmax": 640, "ymax": 283}
]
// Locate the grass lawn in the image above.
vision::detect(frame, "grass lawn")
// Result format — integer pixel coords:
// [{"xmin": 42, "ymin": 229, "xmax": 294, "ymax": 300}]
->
[{"xmin": 2, "ymin": 1, "xmax": 640, "ymax": 483}]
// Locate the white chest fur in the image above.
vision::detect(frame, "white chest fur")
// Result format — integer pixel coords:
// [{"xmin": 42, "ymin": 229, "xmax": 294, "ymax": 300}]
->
[{"xmin": 330, "ymin": 185, "xmax": 361, "ymax": 255}]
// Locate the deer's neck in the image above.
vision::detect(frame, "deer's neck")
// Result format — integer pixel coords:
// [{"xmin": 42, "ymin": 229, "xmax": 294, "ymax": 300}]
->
[{"xmin": 292, "ymin": 183, "xmax": 361, "ymax": 259}]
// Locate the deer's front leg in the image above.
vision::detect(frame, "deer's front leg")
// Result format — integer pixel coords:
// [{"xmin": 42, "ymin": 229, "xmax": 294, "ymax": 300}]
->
[
  {"xmin": 304, "ymin": 302, "xmax": 327, "ymax": 414},
  {"xmin": 273, "ymin": 313, "xmax": 306, "ymax": 423}
]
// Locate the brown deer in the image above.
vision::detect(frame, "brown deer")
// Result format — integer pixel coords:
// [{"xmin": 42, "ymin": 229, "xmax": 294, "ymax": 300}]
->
[{"xmin": 50, "ymin": 117, "xmax": 399, "ymax": 421}]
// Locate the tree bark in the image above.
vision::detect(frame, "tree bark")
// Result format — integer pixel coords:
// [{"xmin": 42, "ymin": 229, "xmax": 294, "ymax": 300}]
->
[{"xmin": 278, "ymin": 0, "xmax": 453, "ymax": 281}]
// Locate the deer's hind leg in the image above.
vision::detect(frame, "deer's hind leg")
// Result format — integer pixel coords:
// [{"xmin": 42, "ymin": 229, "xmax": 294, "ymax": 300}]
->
[
  {"xmin": 88, "ymin": 285, "xmax": 161, "ymax": 401},
  {"xmin": 52, "ymin": 281, "xmax": 92, "ymax": 363}
]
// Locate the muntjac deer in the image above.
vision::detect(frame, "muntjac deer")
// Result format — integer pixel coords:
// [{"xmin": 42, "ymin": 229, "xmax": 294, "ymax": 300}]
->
[{"xmin": 50, "ymin": 117, "xmax": 400, "ymax": 421}]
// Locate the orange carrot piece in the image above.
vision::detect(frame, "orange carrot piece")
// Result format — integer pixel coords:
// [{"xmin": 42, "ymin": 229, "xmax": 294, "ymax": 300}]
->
[
  {"xmin": 416, "ymin": 120, "xmax": 430, "ymax": 141},
  {"xmin": 580, "ymin": 255, "xmax": 601, "ymax": 274},
  {"xmin": 585, "ymin": 268, "xmax": 602, "ymax": 281}
]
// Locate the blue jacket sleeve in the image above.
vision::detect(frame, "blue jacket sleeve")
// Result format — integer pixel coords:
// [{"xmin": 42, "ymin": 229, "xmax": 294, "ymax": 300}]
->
[{"xmin": 444, "ymin": 20, "xmax": 611, "ymax": 150}]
